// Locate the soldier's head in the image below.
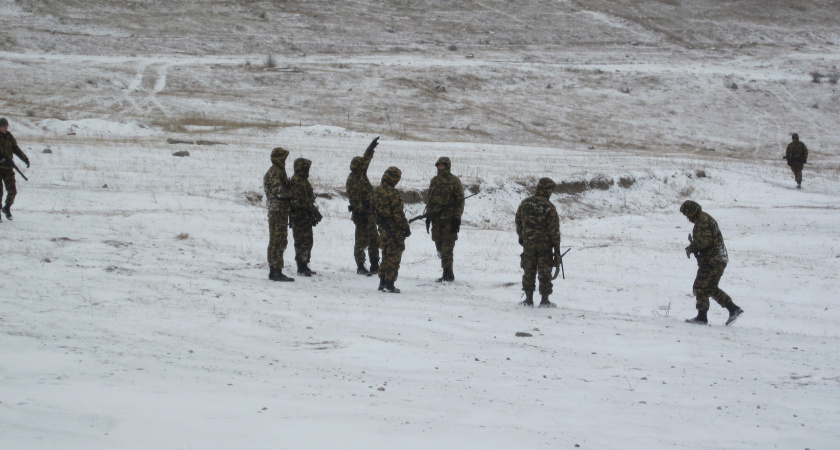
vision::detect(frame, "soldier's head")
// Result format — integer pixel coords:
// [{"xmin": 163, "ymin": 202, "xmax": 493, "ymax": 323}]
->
[
  {"xmin": 382, "ymin": 166, "xmax": 402, "ymax": 187},
  {"xmin": 293, "ymin": 158, "xmax": 312, "ymax": 178},
  {"xmin": 535, "ymin": 177, "xmax": 556, "ymax": 198},
  {"xmin": 270, "ymin": 147, "xmax": 289, "ymax": 166},
  {"xmin": 0, "ymin": 117, "xmax": 8, "ymax": 132},
  {"xmin": 350, "ymin": 156, "xmax": 365, "ymax": 173},
  {"xmin": 680, "ymin": 200, "xmax": 702, "ymax": 222},
  {"xmin": 435, "ymin": 156, "xmax": 451, "ymax": 173},
  {"xmin": 791, "ymin": 133, "xmax": 799, "ymax": 142}
]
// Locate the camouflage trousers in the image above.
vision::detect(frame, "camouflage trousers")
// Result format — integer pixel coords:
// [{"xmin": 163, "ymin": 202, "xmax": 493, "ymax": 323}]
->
[
  {"xmin": 692, "ymin": 259, "xmax": 733, "ymax": 312},
  {"xmin": 788, "ymin": 163, "xmax": 804, "ymax": 184},
  {"xmin": 431, "ymin": 220, "xmax": 458, "ymax": 270},
  {"xmin": 291, "ymin": 220, "xmax": 314, "ymax": 264},
  {"xmin": 267, "ymin": 210, "xmax": 289, "ymax": 269},
  {"xmin": 521, "ymin": 242, "xmax": 553, "ymax": 296},
  {"xmin": 378, "ymin": 235, "xmax": 404, "ymax": 282},
  {"xmin": 0, "ymin": 170, "xmax": 17, "ymax": 207},
  {"xmin": 353, "ymin": 215, "xmax": 380, "ymax": 266}
]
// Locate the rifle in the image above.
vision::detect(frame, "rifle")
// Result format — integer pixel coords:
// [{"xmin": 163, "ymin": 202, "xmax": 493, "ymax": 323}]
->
[
  {"xmin": 409, "ymin": 192, "xmax": 477, "ymax": 233},
  {"xmin": 686, "ymin": 233, "xmax": 698, "ymax": 259},
  {"xmin": 552, "ymin": 246, "xmax": 572, "ymax": 280},
  {"xmin": 0, "ymin": 158, "xmax": 27, "ymax": 181}
]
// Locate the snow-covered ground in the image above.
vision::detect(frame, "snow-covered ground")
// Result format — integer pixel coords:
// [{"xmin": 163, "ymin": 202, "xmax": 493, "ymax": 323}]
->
[{"xmin": 2, "ymin": 1, "xmax": 840, "ymax": 448}]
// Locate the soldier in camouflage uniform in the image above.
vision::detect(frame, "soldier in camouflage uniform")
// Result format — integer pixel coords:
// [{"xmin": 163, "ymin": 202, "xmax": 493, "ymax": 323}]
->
[
  {"xmin": 372, "ymin": 166, "xmax": 411, "ymax": 293},
  {"xmin": 263, "ymin": 147, "xmax": 294, "ymax": 282},
  {"xmin": 290, "ymin": 158, "xmax": 323, "ymax": 277},
  {"xmin": 346, "ymin": 137, "xmax": 381, "ymax": 275},
  {"xmin": 515, "ymin": 178, "xmax": 561, "ymax": 308},
  {"xmin": 425, "ymin": 156, "xmax": 464, "ymax": 282},
  {"xmin": 0, "ymin": 118, "xmax": 31, "ymax": 221},
  {"xmin": 680, "ymin": 200, "xmax": 744, "ymax": 325},
  {"xmin": 783, "ymin": 133, "xmax": 809, "ymax": 189}
]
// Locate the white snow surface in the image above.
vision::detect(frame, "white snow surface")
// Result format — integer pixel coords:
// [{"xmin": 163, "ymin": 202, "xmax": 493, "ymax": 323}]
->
[{"xmin": 1, "ymin": 123, "xmax": 838, "ymax": 450}]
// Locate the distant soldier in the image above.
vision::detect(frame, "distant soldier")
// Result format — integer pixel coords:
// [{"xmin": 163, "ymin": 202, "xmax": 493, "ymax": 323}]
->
[
  {"xmin": 290, "ymin": 158, "xmax": 323, "ymax": 277},
  {"xmin": 515, "ymin": 177, "xmax": 561, "ymax": 308},
  {"xmin": 783, "ymin": 133, "xmax": 809, "ymax": 189},
  {"xmin": 425, "ymin": 156, "xmax": 464, "ymax": 282},
  {"xmin": 680, "ymin": 200, "xmax": 744, "ymax": 325},
  {"xmin": 263, "ymin": 147, "xmax": 294, "ymax": 282},
  {"xmin": 372, "ymin": 166, "xmax": 411, "ymax": 293},
  {"xmin": 346, "ymin": 137, "xmax": 381, "ymax": 275},
  {"xmin": 0, "ymin": 118, "xmax": 31, "ymax": 221}
]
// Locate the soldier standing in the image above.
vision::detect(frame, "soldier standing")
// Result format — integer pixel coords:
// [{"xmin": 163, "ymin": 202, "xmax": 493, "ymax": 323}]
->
[
  {"xmin": 515, "ymin": 178, "xmax": 561, "ymax": 308},
  {"xmin": 783, "ymin": 133, "xmax": 809, "ymax": 189},
  {"xmin": 680, "ymin": 200, "xmax": 744, "ymax": 325},
  {"xmin": 372, "ymin": 166, "xmax": 411, "ymax": 293},
  {"xmin": 346, "ymin": 137, "xmax": 381, "ymax": 275},
  {"xmin": 290, "ymin": 158, "xmax": 323, "ymax": 277},
  {"xmin": 425, "ymin": 156, "xmax": 464, "ymax": 282},
  {"xmin": 263, "ymin": 147, "xmax": 294, "ymax": 282},
  {"xmin": 0, "ymin": 118, "xmax": 31, "ymax": 221}
]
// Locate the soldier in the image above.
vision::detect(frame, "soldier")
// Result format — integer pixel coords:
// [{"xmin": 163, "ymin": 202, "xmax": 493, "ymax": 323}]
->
[
  {"xmin": 515, "ymin": 177, "xmax": 562, "ymax": 308},
  {"xmin": 425, "ymin": 156, "xmax": 464, "ymax": 282},
  {"xmin": 0, "ymin": 118, "xmax": 31, "ymax": 221},
  {"xmin": 263, "ymin": 147, "xmax": 294, "ymax": 282},
  {"xmin": 680, "ymin": 200, "xmax": 744, "ymax": 325},
  {"xmin": 290, "ymin": 158, "xmax": 323, "ymax": 277},
  {"xmin": 372, "ymin": 166, "xmax": 411, "ymax": 293},
  {"xmin": 783, "ymin": 133, "xmax": 809, "ymax": 189},
  {"xmin": 346, "ymin": 137, "xmax": 381, "ymax": 275}
]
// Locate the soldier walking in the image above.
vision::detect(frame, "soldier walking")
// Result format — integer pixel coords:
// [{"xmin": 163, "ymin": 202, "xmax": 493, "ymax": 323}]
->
[
  {"xmin": 0, "ymin": 118, "xmax": 31, "ymax": 221},
  {"xmin": 263, "ymin": 147, "xmax": 294, "ymax": 282},
  {"xmin": 680, "ymin": 200, "xmax": 744, "ymax": 325},
  {"xmin": 783, "ymin": 133, "xmax": 809, "ymax": 189},
  {"xmin": 515, "ymin": 178, "xmax": 561, "ymax": 308},
  {"xmin": 290, "ymin": 158, "xmax": 323, "ymax": 276},
  {"xmin": 425, "ymin": 157, "xmax": 464, "ymax": 282},
  {"xmin": 373, "ymin": 166, "xmax": 411, "ymax": 293},
  {"xmin": 346, "ymin": 137, "xmax": 381, "ymax": 275}
]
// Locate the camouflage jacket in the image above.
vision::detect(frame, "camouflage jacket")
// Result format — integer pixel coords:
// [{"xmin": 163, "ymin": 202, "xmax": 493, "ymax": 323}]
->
[
  {"xmin": 515, "ymin": 190, "xmax": 560, "ymax": 247},
  {"xmin": 263, "ymin": 164, "xmax": 292, "ymax": 212},
  {"xmin": 785, "ymin": 141, "xmax": 808, "ymax": 165},
  {"xmin": 373, "ymin": 167, "xmax": 409, "ymax": 240},
  {"xmin": 687, "ymin": 212, "xmax": 728, "ymax": 265},
  {"xmin": 345, "ymin": 144, "xmax": 375, "ymax": 215},
  {"xmin": 0, "ymin": 132, "xmax": 28, "ymax": 171},
  {"xmin": 426, "ymin": 159, "xmax": 464, "ymax": 222},
  {"xmin": 290, "ymin": 158, "xmax": 319, "ymax": 223}
]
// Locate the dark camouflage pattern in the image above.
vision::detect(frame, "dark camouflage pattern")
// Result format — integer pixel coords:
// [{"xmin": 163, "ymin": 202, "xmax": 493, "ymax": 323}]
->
[
  {"xmin": 0, "ymin": 130, "xmax": 28, "ymax": 208},
  {"xmin": 346, "ymin": 143, "xmax": 380, "ymax": 266},
  {"xmin": 785, "ymin": 138, "xmax": 808, "ymax": 184},
  {"xmin": 427, "ymin": 156, "xmax": 464, "ymax": 270},
  {"xmin": 681, "ymin": 200, "xmax": 734, "ymax": 312},
  {"xmin": 290, "ymin": 158, "xmax": 320, "ymax": 264},
  {"xmin": 516, "ymin": 178, "xmax": 560, "ymax": 295},
  {"xmin": 373, "ymin": 166, "xmax": 408, "ymax": 282},
  {"xmin": 264, "ymin": 148, "xmax": 291, "ymax": 269}
]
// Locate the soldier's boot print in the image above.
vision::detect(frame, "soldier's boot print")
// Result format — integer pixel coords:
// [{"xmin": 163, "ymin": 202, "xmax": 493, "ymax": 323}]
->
[
  {"xmin": 369, "ymin": 258, "xmax": 379, "ymax": 274},
  {"xmin": 2, "ymin": 204, "xmax": 11, "ymax": 220},
  {"xmin": 435, "ymin": 269, "xmax": 447, "ymax": 283},
  {"xmin": 538, "ymin": 293, "xmax": 556, "ymax": 308},
  {"xmin": 382, "ymin": 280, "xmax": 401, "ymax": 294},
  {"xmin": 357, "ymin": 264, "xmax": 372, "ymax": 276},
  {"xmin": 685, "ymin": 309, "xmax": 709, "ymax": 325},
  {"xmin": 297, "ymin": 262, "xmax": 314, "ymax": 277},
  {"xmin": 725, "ymin": 302, "xmax": 744, "ymax": 326},
  {"xmin": 520, "ymin": 290, "xmax": 535, "ymax": 307}
]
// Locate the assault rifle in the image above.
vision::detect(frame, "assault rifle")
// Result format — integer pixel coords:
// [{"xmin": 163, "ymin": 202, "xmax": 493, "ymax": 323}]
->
[
  {"xmin": 686, "ymin": 233, "xmax": 697, "ymax": 259},
  {"xmin": 0, "ymin": 158, "xmax": 27, "ymax": 181},
  {"xmin": 409, "ymin": 192, "xmax": 477, "ymax": 233},
  {"xmin": 552, "ymin": 246, "xmax": 572, "ymax": 280}
]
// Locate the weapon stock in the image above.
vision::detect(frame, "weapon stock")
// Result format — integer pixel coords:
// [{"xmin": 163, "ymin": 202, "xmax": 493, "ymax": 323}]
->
[
  {"xmin": 1, "ymin": 158, "xmax": 27, "ymax": 181},
  {"xmin": 551, "ymin": 247, "xmax": 572, "ymax": 280},
  {"xmin": 409, "ymin": 192, "xmax": 477, "ymax": 227}
]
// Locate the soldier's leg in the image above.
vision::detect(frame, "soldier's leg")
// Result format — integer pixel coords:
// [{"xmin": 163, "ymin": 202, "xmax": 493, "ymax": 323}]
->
[
  {"xmin": 353, "ymin": 219, "xmax": 368, "ymax": 267},
  {"xmin": 379, "ymin": 237, "xmax": 395, "ymax": 282},
  {"xmin": 367, "ymin": 220, "xmax": 380, "ymax": 269},
  {"xmin": 692, "ymin": 264, "xmax": 713, "ymax": 313},
  {"xmin": 1, "ymin": 172, "xmax": 15, "ymax": 207},
  {"xmin": 292, "ymin": 222, "xmax": 313, "ymax": 264},
  {"xmin": 267, "ymin": 213, "xmax": 286, "ymax": 269},
  {"xmin": 520, "ymin": 245, "xmax": 537, "ymax": 293},
  {"xmin": 536, "ymin": 245, "xmax": 554, "ymax": 297},
  {"xmin": 793, "ymin": 164, "xmax": 804, "ymax": 185},
  {"xmin": 440, "ymin": 231, "xmax": 456, "ymax": 270},
  {"xmin": 706, "ymin": 260, "xmax": 733, "ymax": 309}
]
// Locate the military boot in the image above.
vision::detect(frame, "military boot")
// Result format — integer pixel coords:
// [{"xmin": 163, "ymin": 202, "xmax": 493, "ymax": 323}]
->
[
  {"xmin": 377, "ymin": 278, "xmax": 385, "ymax": 291},
  {"xmin": 2, "ymin": 205, "xmax": 11, "ymax": 220},
  {"xmin": 520, "ymin": 290, "xmax": 534, "ymax": 307},
  {"xmin": 268, "ymin": 267, "xmax": 276, "ymax": 280},
  {"xmin": 369, "ymin": 258, "xmax": 379, "ymax": 274},
  {"xmin": 685, "ymin": 309, "xmax": 709, "ymax": 325},
  {"xmin": 725, "ymin": 302, "xmax": 744, "ymax": 326},
  {"xmin": 357, "ymin": 264, "xmax": 371, "ymax": 276},
  {"xmin": 297, "ymin": 262, "xmax": 313, "ymax": 277},
  {"xmin": 382, "ymin": 281, "xmax": 401, "ymax": 294},
  {"xmin": 445, "ymin": 268, "xmax": 455, "ymax": 282},
  {"xmin": 273, "ymin": 269, "xmax": 294, "ymax": 282},
  {"xmin": 435, "ymin": 269, "xmax": 447, "ymax": 283},
  {"xmin": 538, "ymin": 294, "xmax": 556, "ymax": 308}
]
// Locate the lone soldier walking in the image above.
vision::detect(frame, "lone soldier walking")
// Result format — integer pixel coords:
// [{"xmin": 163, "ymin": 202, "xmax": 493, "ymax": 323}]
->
[
  {"xmin": 263, "ymin": 147, "xmax": 294, "ymax": 282},
  {"xmin": 425, "ymin": 156, "xmax": 464, "ymax": 282},
  {"xmin": 680, "ymin": 200, "xmax": 744, "ymax": 325},
  {"xmin": 373, "ymin": 166, "xmax": 411, "ymax": 293},
  {"xmin": 783, "ymin": 133, "xmax": 809, "ymax": 189},
  {"xmin": 0, "ymin": 118, "xmax": 31, "ymax": 221},
  {"xmin": 515, "ymin": 178, "xmax": 561, "ymax": 308},
  {"xmin": 290, "ymin": 158, "xmax": 323, "ymax": 277},
  {"xmin": 346, "ymin": 137, "xmax": 381, "ymax": 275}
]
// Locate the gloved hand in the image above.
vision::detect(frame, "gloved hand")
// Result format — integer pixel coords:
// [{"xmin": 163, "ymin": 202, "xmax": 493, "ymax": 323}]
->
[
  {"xmin": 367, "ymin": 136, "xmax": 379, "ymax": 152},
  {"xmin": 24, "ymin": 159, "xmax": 30, "ymax": 168},
  {"xmin": 404, "ymin": 227, "xmax": 412, "ymax": 238},
  {"xmin": 452, "ymin": 218, "xmax": 461, "ymax": 233},
  {"xmin": 685, "ymin": 246, "xmax": 692, "ymax": 259}
]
